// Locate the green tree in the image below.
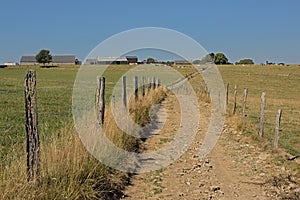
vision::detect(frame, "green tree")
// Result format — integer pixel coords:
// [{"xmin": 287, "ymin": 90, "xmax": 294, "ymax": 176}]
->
[
  {"xmin": 214, "ymin": 53, "xmax": 229, "ymax": 65},
  {"xmin": 235, "ymin": 58, "xmax": 254, "ymax": 65},
  {"xmin": 146, "ymin": 57, "xmax": 155, "ymax": 63},
  {"xmin": 209, "ymin": 53, "xmax": 215, "ymax": 60},
  {"xmin": 36, "ymin": 49, "xmax": 52, "ymax": 66}
]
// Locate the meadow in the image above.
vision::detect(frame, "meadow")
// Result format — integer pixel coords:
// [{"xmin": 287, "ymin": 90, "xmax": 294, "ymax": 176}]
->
[
  {"xmin": 0, "ymin": 65, "xmax": 135, "ymax": 161},
  {"xmin": 0, "ymin": 64, "xmax": 299, "ymax": 198}
]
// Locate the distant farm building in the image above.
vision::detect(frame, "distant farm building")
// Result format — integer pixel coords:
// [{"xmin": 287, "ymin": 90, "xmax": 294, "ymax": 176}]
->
[
  {"xmin": 52, "ymin": 55, "xmax": 76, "ymax": 65},
  {"xmin": 174, "ymin": 60, "xmax": 192, "ymax": 65},
  {"xmin": 97, "ymin": 57, "xmax": 128, "ymax": 65},
  {"xmin": 85, "ymin": 58, "xmax": 97, "ymax": 65},
  {"xmin": 126, "ymin": 56, "xmax": 138, "ymax": 64},
  {"xmin": 20, "ymin": 55, "xmax": 76, "ymax": 65},
  {"xmin": 20, "ymin": 56, "xmax": 36, "ymax": 65},
  {"xmin": 4, "ymin": 62, "xmax": 18, "ymax": 66},
  {"xmin": 85, "ymin": 56, "xmax": 138, "ymax": 65}
]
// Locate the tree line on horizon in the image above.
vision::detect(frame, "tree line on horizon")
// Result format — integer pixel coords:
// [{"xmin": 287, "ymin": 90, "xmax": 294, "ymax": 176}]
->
[
  {"xmin": 35, "ymin": 49, "xmax": 256, "ymax": 66},
  {"xmin": 193, "ymin": 52, "xmax": 254, "ymax": 65}
]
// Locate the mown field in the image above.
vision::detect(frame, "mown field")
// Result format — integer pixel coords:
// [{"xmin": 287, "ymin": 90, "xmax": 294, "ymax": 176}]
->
[{"xmin": 0, "ymin": 64, "xmax": 299, "ymax": 198}]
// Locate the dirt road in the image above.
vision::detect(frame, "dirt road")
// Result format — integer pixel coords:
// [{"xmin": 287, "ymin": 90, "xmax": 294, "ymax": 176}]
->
[{"xmin": 121, "ymin": 91, "xmax": 276, "ymax": 200}]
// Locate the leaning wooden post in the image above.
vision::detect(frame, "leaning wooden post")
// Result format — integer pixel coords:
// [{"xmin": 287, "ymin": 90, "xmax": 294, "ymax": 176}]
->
[
  {"xmin": 274, "ymin": 109, "xmax": 282, "ymax": 150},
  {"xmin": 225, "ymin": 83, "xmax": 229, "ymax": 107},
  {"xmin": 157, "ymin": 78, "xmax": 161, "ymax": 87},
  {"xmin": 242, "ymin": 88, "xmax": 248, "ymax": 120},
  {"xmin": 148, "ymin": 77, "xmax": 151, "ymax": 93},
  {"xmin": 232, "ymin": 85, "xmax": 237, "ymax": 114},
  {"xmin": 141, "ymin": 76, "xmax": 145, "ymax": 97},
  {"xmin": 122, "ymin": 76, "xmax": 127, "ymax": 108},
  {"xmin": 152, "ymin": 77, "xmax": 156, "ymax": 90},
  {"xmin": 258, "ymin": 92, "xmax": 266, "ymax": 137},
  {"xmin": 134, "ymin": 76, "xmax": 138, "ymax": 101},
  {"xmin": 24, "ymin": 70, "xmax": 41, "ymax": 185},
  {"xmin": 96, "ymin": 76, "xmax": 105, "ymax": 126}
]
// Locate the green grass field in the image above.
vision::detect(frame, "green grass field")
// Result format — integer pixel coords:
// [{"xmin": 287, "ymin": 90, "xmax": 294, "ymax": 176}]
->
[
  {"xmin": 1, "ymin": 64, "xmax": 299, "ymax": 160},
  {"xmin": 0, "ymin": 65, "xmax": 136, "ymax": 162},
  {"xmin": 1, "ymin": 66, "xmax": 76, "ymax": 163}
]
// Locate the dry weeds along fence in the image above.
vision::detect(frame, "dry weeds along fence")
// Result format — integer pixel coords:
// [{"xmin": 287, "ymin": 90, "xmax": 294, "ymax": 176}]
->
[
  {"xmin": 96, "ymin": 75, "xmax": 161, "ymax": 125},
  {"xmin": 24, "ymin": 70, "xmax": 162, "ymax": 186}
]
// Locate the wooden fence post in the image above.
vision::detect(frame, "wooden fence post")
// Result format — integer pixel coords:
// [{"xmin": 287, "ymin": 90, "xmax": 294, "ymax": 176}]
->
[
  {"xmin": 24, "ymin": 70, "xmax": 40, "ymax": 185},
  {"xmin": 152, "ymin": 77, "xmax": 156, "ymax": 90},
  {"xmin": 274, "ymin": 109, "xmax": 282, "ymax": 150},
  {"xmin": 141, "ymin": 76, "xmax": 145, "ymax": 97},
  {"xmin": 96, "ymin": 76, "xmax": 105, "ymax": 126},
  {"xmin": 134, "ymin": 76, "xmax": 138, "ymax": 101},
  {"xmin": 225, "ymin": 83, "xmax": 229, "ymax": 107},
  {"xmin": 122, "ymin": 76, "xmax": 127, "ymax": 108},
  {"xmin": 258, "ymin": 92, "xmax": 266, "ymax": 137},
  {"xmin": 148, "ymin": 77, "xmax": 151, "ymax": 92},
  {"xmin": 157, "ymin": 78, "xmax": 161, "ymax": 87},
  {"xmin": 233, "ymin": 84, "xmax": 237, "ymax": 114},
  {"xmin": 242, "ymin": 88, "xmax": 248, "ymax": 119}
]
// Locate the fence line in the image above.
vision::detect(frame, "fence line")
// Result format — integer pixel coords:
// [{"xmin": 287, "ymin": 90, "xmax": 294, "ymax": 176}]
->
[{"xmin": 228, "ymin": 84, "xmax": 284, "ymax": 151}]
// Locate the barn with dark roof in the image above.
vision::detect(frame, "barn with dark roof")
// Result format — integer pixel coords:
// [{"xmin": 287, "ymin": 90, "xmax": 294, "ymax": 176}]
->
[
  {"xmin": 20, "ymin": 56, "xmax": 37, "ymax": 65},
  {"xmin": 126, "ymin": 56, "xmax": 138, "ymax": 64},
  {"xmin": 52, "ymin": 55, "xmax": 76, "ymax": 64}
]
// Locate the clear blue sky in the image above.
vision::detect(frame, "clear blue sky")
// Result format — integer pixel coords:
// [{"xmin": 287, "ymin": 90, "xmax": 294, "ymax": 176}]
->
[{"xmin": 0, "ymin": 0, "xmax": 299, "ymax": 64}]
